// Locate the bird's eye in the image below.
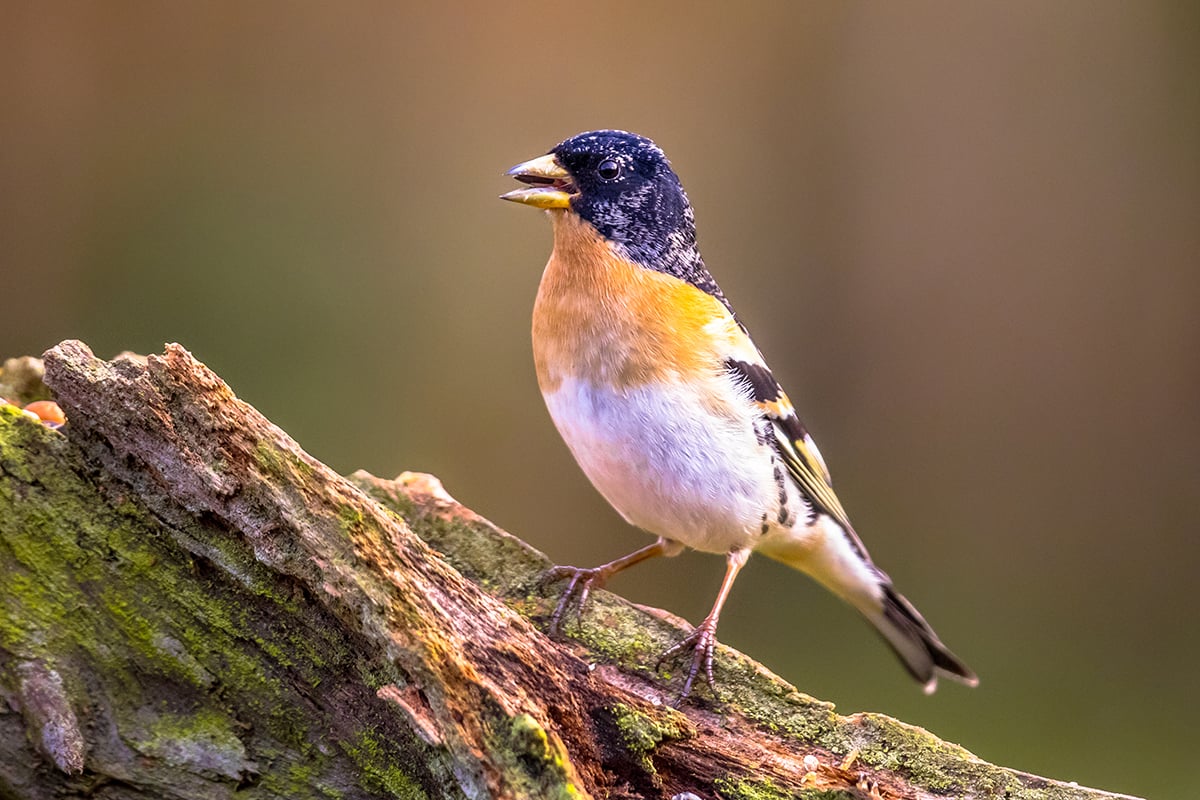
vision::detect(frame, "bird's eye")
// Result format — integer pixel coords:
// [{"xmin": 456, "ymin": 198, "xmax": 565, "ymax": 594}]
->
[{"xmin": 596, "ymin": 159, "xmax": 621, "ymax": 180}]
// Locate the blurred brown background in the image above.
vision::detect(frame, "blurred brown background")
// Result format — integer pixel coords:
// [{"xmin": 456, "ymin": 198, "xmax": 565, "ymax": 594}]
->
[{"xmin": 3, "ymin": 3, "xmax": 1197, "ymax": 797}]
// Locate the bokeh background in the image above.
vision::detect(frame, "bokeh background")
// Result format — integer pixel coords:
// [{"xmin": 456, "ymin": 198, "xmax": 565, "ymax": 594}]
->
[{"xmin": 4, "ymin": 3, "xmax": 1197, "ymax": 797}]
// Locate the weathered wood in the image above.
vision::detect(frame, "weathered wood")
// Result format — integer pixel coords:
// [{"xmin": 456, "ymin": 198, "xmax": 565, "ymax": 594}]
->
[{"xmin": 0, "ymin": 341, "xmax": 1140, "ymax": 800}]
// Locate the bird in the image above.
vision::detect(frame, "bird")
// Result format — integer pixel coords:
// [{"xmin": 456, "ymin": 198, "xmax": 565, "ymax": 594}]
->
[{"xmin": 500, "ymin": 129, "xmax": 977, "ymax": 700}]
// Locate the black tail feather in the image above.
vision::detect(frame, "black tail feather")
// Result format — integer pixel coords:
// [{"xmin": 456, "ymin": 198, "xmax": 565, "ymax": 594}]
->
[{"xmin": 876, "ymin": 584, "xmax": 978, "ymax": 692}]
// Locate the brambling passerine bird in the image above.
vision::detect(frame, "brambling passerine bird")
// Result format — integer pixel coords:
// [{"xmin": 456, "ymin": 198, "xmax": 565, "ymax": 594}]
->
[{"xmin": 501, "ymin": 130, "xmax": 977, "ymax": 700}]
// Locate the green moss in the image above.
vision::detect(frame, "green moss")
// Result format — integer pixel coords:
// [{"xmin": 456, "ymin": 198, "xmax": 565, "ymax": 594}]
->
[
  {"xmin": 490, "ymin": 713, "xmax": 583, "ymax": 800},
  {"xmin": 258, "ymin": 761, "xmax": 345, "ymax": 800},
  {"xmin": 844, "ymin": 712, "xmax": 1023, "ymax": 796},
  {"xmin": 338, "ymin": 504, "xmax": 366, "ymax": 535},
  {"xmin": 0, "ymin": 418, "xmax": 110, "ymax": 656},
  {"xmin": 357, "ymin": 661, "xmax": 407, "ymax": 691},
  {"xmin": 0, "ymin": 405, "xmax": 59, "ymax": 483},
  {"xmin": 340, "ymin": 729, "xmax": 428, "ymax": 800},
  {"xmin": 0, "ymin": 414, "xmax": 431, "ymax": 793},
  {"xmin": 701, "ymin": 648, "xmax": 849, "ymax": 749},
  {"xmin": 748, "ymin": 707, "xmax": 1077, "ymax": 800},
  {"xmin": 349, "ymin": 473, "xmax": 550, "ymax": 597},
  {"xmin": 613, "ymin": 703, "xmax": 661, "ymax": 753},
  {"xmin": 253, "ymin": 439, "xmax": 317, "ymax": 484},
  {"xmin": 569, "ymin": 594, "xmax": 668, "ymax": 670},
  {"xmin": 713, "ymin": 776, "xmax": 859, "ymax": 800},
  {"xmin": 610, "ymin": 702, "xmax": 689, "ymax": 775},
  {"xmin": 712, "ymin": 776, "xmax": 791, "ymax": 800}
]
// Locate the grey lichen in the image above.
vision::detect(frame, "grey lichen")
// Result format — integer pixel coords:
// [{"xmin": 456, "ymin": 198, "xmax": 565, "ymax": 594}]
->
[
  {"xmin": 128, "ymin": 708, "xmax": 255, "ymax": 781},
  {"xmin": 14, "ymin": 660, "xmax": 85, "ymax": 774}
]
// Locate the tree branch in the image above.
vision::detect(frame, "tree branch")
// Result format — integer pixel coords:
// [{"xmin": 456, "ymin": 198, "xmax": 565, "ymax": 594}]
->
[{"xmin": 0, "ymin": 341, "xmax": 1139, "ymax": 800}]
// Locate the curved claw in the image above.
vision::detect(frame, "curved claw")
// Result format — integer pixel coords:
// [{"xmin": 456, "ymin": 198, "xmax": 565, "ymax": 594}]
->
[
  {"xmin": 540, "ymin": 541, "xmax": 673, "ymax": 637},
  {"xmin": 542, "ymin": 565, "xmax": 608, "ymax": 635},
  {"xmin": 656, "ymin": 621, "xmax": 720, "ymax": 703}
]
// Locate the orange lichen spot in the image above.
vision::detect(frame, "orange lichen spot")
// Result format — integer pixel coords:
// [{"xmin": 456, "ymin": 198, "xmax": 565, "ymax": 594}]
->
[{"xmin": 24, "ymin": 400, "xmax": 66, "ymax": 426}]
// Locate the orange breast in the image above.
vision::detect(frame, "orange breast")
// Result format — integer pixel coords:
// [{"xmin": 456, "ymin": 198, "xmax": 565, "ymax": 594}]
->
[{"xmin": 532, "ymin": 212, "xmax": 747, "ymax": 395}]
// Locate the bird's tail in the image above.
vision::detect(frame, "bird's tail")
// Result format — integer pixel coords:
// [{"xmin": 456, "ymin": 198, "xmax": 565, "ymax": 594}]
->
[
  {"xmin": 864, "ymin": 581, "xmax": 978, "ymax": 694},
  {"xmin": 759, "ymin": 524, "xmax": 977, "ymax": 692}
]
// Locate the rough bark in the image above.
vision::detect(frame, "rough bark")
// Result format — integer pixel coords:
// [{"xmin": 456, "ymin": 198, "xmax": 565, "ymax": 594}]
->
[{"xmin": 0, "ymin": 341, "xmax": 1139, "ymax": 800}]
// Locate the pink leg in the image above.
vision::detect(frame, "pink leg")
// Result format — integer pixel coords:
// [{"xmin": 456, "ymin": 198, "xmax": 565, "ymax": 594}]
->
[
  {"xmin": 657, "ymin": 548, "xmax": 750, "ymax": 701},
  {"xmin": 545, "ymin": 538, "xmax": 675, "ymax": 634}
]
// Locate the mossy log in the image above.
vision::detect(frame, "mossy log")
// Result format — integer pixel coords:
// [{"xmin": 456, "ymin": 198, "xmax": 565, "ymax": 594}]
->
[{"xmin": 0, "ymin": 341, "xmax": 1139, "ymax": 800}]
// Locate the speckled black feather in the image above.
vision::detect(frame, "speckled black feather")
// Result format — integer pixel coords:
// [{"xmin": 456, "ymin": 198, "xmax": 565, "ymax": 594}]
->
[{"xmin": 551, "ymin": 130, "xmax": 735, "ymax": 316}]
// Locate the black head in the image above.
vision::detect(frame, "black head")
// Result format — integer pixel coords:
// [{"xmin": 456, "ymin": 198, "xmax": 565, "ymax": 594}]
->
[
  {"xmin": 504, "ymin": 130, "xmax": 731, "ymax": 310},
  {"xmin": 553, "ymin": 130, "xmax": 731, "ymax": 307},
  {"xmin": 550, "ymin": 130, "xmax": 692, "ymax": 266}
]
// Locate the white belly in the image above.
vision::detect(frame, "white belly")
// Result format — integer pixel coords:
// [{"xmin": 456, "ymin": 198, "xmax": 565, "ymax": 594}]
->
[{"xmin": 542, "ymin": 376, "xmax": 778, "ymax": 553}]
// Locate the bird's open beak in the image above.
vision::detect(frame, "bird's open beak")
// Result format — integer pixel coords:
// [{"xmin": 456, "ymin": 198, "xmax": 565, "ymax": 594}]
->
[{"xmin": 500, "ymin": 153, "xmax": 576, "ymax": 209}]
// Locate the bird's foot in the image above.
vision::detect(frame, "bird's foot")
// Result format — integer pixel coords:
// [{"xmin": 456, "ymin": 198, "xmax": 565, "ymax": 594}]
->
[
  {"xmin": 656, "ymin": 617, "xmax": 720, "ymax": 703},
  {"xmin": 541, "ymin": 564, "xmax": 610, "ymax": 635}
]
